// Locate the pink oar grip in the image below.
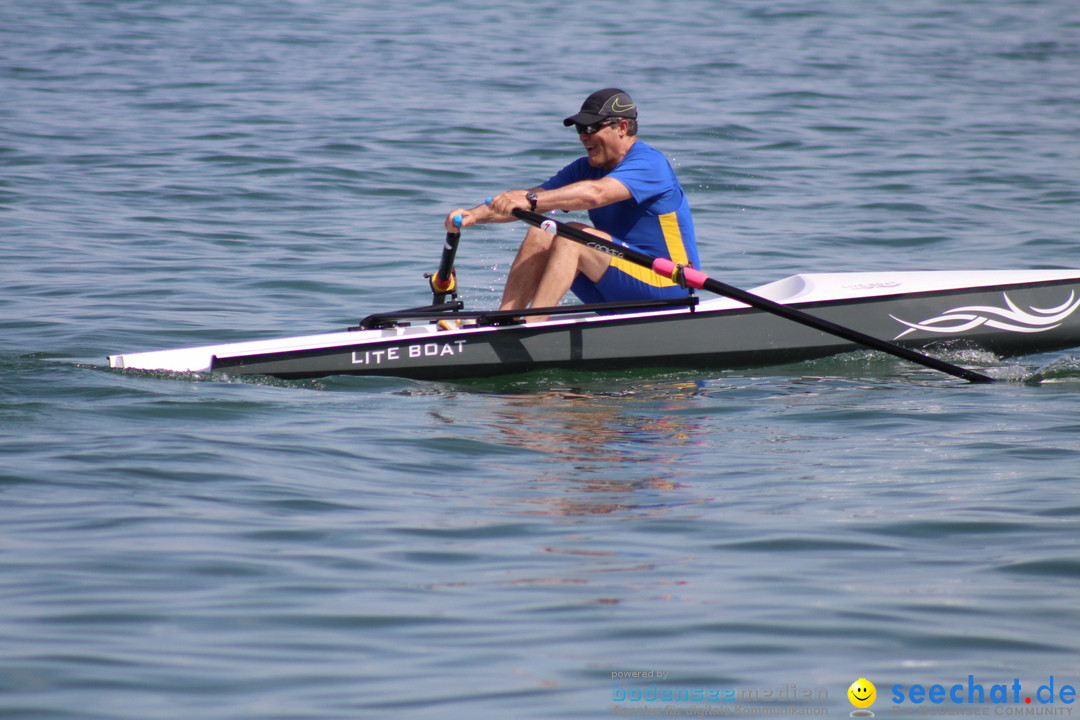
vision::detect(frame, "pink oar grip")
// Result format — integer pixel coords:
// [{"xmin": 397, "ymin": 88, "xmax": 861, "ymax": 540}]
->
[{"xmin": 651, "ymin": 258, "xmax": 708, "ymax": 289}]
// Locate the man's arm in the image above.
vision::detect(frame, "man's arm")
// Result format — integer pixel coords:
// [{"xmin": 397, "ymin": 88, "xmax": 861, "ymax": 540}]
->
[
  {"xmin": 445, "ymin": 176, "xmax": 631, "ymax": 231},
  {"xmin": 529, "ymin": 177, "xmax": 631, "ymax": 213},
  {"xmin": 488, "ymin": 177, "xmax": 630, "ymax": 216}
]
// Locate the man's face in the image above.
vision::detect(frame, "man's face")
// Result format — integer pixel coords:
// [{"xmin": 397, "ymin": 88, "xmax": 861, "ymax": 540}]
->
[{"xmin": 577, "ymin": 118, "xmax": 627, "ymax": 170}]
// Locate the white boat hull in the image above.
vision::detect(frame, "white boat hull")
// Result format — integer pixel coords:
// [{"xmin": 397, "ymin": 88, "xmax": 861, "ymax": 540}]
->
[{"xmin": 109, "ymin": 270, "xmax": 1080, "ymax": 380}]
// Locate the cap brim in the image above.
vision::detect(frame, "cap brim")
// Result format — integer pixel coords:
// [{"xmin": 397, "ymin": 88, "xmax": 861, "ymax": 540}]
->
[{"xmin": 563, "ymin": 112, "xmax": 606, "ymax": 127}]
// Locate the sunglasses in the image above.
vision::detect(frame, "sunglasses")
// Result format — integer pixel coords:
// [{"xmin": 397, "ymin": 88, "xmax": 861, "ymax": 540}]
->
[{"xmin": 574, "ymin": 118, "xmax": 622, "ymax": 135}]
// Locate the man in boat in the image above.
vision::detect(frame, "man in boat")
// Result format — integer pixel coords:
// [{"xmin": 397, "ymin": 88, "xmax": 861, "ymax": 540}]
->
[{"xmin": 445, "ymin": 88, "xmax": 700, "ymax": 318}]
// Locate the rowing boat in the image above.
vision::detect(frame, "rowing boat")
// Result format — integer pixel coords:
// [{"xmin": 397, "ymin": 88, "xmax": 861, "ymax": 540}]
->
[{"xmin": 108, "ymin": 268, "xmax": 1080, "ymax": 381}]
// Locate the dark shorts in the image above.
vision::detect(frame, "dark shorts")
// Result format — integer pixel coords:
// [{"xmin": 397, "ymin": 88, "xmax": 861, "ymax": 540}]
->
[{"xmin": 570, "ymin": 263, "xmax": 691, "ymax": 304}]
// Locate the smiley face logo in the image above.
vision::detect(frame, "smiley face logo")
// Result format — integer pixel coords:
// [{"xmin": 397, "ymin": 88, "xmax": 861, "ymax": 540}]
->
[{"xmin": 848, "ymin": 678, "xmax": 876, "ymax": 709}]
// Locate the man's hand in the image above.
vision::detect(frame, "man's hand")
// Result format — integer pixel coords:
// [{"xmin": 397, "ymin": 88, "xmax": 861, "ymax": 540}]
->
[
  {"xmin": 487, "ymin": 190, "xmax": 532, "ymax": 217},
  {"xmin": 445, "ymin": 208, "xmax": 473, "ymax": 232}
]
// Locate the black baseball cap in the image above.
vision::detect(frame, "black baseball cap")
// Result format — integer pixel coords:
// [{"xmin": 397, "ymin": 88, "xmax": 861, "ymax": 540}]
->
[{"xmin": 562, "ymin": 88, "xmax": 637, "ymax": 127}]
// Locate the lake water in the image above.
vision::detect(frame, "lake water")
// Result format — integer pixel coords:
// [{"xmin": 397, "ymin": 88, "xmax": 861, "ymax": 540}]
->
[{"xmin": 3, "ymin": 1, "xmax": 1080, "ymax": 718}]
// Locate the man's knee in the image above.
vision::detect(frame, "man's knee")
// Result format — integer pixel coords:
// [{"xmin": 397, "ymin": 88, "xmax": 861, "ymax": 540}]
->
[{"xmin": 522, "ymin": 224, "xmax": 555, "ymax": 250}]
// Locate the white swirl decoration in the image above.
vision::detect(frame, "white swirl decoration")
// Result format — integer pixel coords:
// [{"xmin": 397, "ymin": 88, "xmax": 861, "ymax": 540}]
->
[{"xmin": 892, "ymin": 291, "xmax": 1080, "ymax": 340}]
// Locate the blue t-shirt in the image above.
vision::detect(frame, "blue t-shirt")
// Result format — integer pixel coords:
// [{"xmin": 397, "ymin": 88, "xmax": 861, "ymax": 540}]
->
[{"xmin": 540, "ymin": 141, "xmax": 700, "ymax": 285}]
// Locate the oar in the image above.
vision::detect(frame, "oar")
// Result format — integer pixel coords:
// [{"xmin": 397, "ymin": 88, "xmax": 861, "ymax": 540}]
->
[
  {"xmin": 428, "ymin": 216, "xmax": 463, "ymax": 304},
  {"xmin": 510, "ymin": 208, "xmax": 995, "ymax": 384}
]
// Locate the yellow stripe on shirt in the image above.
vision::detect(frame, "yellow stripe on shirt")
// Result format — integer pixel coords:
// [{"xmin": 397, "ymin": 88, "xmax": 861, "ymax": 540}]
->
[{"xmin": 609, "ymin": 211, "xmax": 690, "ymax": 287}]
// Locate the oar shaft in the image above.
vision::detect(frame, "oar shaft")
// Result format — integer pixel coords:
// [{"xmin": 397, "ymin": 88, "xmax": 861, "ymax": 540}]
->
[{"xmin": 510, "ymin": 208, "xmax": 994, "ymax": 384}]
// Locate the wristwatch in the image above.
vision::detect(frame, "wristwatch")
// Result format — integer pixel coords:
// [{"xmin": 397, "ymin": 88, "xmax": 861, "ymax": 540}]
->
[{"xmin": 525, "ymin": 192, "xmax": 538, "ymax": 212}]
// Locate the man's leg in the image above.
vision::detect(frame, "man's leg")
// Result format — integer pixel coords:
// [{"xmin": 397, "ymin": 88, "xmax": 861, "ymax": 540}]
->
[
  {"xmin": 499, "ymin": 225, "xmax": 552, "ymax": 311},
  {"xmin": 499, "ymin": 224, "xmax": 612, "ymax": 313}
]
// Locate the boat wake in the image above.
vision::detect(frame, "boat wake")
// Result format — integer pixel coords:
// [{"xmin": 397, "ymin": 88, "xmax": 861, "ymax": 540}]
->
[
  {"xmin": 910, "ymin": 346, "xmax": 1080, "ymax": 385},
  {"xmin": 1025, "ymin": 355, "xmax": 1080, "ymax": 385}
]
